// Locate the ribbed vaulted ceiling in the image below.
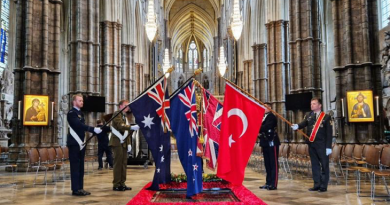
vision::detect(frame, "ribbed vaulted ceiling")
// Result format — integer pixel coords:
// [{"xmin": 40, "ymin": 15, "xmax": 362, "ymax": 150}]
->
[{"xmin": 166, "ymin": 0, "xmax": 218, "ymax": 56}]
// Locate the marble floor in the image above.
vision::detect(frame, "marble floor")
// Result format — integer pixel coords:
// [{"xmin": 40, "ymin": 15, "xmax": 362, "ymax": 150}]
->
[{"xmin": 0, "ymin": 158, "xmax": 389, "ymax": 205}]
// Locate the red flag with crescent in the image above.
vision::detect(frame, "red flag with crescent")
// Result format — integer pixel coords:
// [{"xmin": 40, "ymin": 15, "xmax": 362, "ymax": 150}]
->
[{"xmin": 216, "ymin": 82, "xmax": 266, "ymax": 185}]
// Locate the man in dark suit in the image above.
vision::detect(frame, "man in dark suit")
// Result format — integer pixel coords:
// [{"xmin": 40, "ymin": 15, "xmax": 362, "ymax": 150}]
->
[
  {"xmin": 96, "ymin": 120, "xmax": 113, "ymax": 170},
  {"xmin": 67, "ymin": 94, "xmax": 102, "ymax": 196},
  {"xmin": 291, "ymin": 97, "xmax": 333, "ymax": 192},
  {"xmin": 258, "ymin": 103, "xmax": 280, "ymax": 190}
]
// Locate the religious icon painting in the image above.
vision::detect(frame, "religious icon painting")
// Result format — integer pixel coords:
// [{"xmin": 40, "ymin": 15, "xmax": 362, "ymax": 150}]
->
[
  {"xmin": 23, "ymin": 95, "xmax": 49, "ymax": 126},
  {"xmin": 346, "ymin": 90, "xmax": 374, "ymax": 122}
]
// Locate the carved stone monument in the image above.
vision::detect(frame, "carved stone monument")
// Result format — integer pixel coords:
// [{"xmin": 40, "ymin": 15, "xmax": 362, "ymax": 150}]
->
[{"xmin": 0, "ymin": 69, "xmax": 14, "ymax": 148}]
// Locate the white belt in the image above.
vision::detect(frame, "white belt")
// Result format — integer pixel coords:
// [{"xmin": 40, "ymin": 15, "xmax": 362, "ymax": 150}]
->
[
  {"xmin": 69, "ymin": 125, "xmax": 85, "ymax": 151},
  {"xmin": 111, "ymin": 118, "xmax": 129, "ymax": 144}
]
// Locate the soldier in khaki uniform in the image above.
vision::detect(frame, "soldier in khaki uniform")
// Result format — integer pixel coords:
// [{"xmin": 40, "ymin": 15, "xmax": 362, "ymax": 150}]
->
[{"xmin": 109, "ymin": 100, "xmax": 139, "ymax": 191}]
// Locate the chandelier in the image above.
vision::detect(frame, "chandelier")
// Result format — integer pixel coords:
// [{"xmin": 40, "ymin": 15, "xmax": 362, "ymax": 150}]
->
[
  {"xmin": 163, "ymin": 48, "xmax": 171, "ymax": 77},
  {"xmin": 217, "ymin": 46, "xmax": 227, "ymax": 77},
  {"xmin": 145, "ymin": 0, "xmax": 157, "ymax": 42},
  {"xmin": 231, "ymin": 0, "xmax": 243, "ymax": 41}
]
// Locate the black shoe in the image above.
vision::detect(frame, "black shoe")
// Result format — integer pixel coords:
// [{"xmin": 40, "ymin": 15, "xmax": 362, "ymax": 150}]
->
[
  {"xmin": 98, "ymin": 167, "xmax": 103, "ymax": 170},
  {"xmin": 259, "ymin": 185, "xmax": 269, "ymax": 189},
  {"xmin": 123, "ymin": 186, "xmax": 132, "ymax": 191},
  {"xmin": 308, "ymin": 187, "xmax": 320, "ymax": 191},
  {"xmin": 113, "ymin": 186, "xmax": 125, "ymax": 191},
  {"xmin": 72, "ymin": 190, "xmax": 86, "ymax": 196},
  {"xmin": 109, "ymin": 167, "xmax": 113, "ymax": 170},
  {"xmin": 318, "ymin": 188, "xmax": 327, "ymax": 192},
  {"xmin": 267, "ymin": 186, "xmax": 277, "ymax": 190},
  {"xmin": 80, "ymin": 189, "xmax": 91, "ymax": 195}
]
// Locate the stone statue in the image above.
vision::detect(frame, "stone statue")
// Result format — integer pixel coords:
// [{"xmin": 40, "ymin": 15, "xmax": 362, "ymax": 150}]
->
[
  {"xmin": 1, "ymin": 69, "xmax": 14, "ymax": 95},
  {"xmin": 4, "ymin": 104, "xmax": 12, "ymax": 129},
  {"xmin": 60, "ymin": 95, "xmax": 69, "ymax": 114}
]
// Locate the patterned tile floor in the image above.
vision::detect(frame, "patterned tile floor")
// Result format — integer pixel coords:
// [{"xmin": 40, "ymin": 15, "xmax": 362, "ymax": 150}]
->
[{"xmin": 0, "ymin": 158, "xmax": 389, "ymax": 205}]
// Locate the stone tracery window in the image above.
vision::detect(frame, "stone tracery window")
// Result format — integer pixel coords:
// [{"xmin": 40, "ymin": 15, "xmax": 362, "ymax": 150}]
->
[
  {"xmin": 380, "ymin": 0, "xmax": 390, "ymax": 28},
  {"xmin": 0, "ymin": 0, "xmax": 9, "ymax": 74},
  {"xmin": 176, "ymin": 48, "xmax": 183, "ymax": 72},
  {"xmin": 203, "ymin": 48, "xmax": 207, "ymax": 71},
  {"xmin": 188, "ymin": 41, "xmax": 198, "ymax": 69}
]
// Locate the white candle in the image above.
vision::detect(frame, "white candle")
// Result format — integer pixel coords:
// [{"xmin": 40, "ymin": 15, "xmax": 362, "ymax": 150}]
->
[
  {"xmin": 51, "ymin": 102, "xmax": 54, "ymax": 121},
  {"xmin": 341, "ymin": 98, "xmax": 345, "ymax": 117},
  {"xmin": 375, "ymin": 96, "xmax": 379, "ymax": 116},
  {"xmin": 18, "ymin": 101, "xmax": 21, "ymax": 120}
]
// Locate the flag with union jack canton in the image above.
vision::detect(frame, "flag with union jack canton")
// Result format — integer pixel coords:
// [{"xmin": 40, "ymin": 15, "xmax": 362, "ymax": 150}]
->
[
  {"xmin": 202, "ymin": 88, "xmax": 223, "ymax": 170},
  {"xmin": 129, "ymin": 77, "xmax": 171, "ymax": 190},
  {"xmin": 170, "ymin": 79, "xmax": 203, "ymax": 197}
]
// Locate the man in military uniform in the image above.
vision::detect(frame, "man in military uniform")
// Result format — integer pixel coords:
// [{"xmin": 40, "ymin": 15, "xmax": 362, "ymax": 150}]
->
[
  {"xmin": 291, "ymin": 98, "xmax": 333, "ymax": 192},
  {"xmin": 67, "ymin": 94, "xmax": 102, "ymax": 196},
  {"xmin": 110, "ymin": 100, "xmax": 139, "ymax": 191},
  {"xmin": 258, "ymin": 103, "xmax": 280, "ymax": 190}
]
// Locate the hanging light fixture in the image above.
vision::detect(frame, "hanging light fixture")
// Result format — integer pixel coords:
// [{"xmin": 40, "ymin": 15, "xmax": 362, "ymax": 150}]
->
[
  {"xmin": 231, "ymin": 0, "xmax": 243, "ymax": 41},
  {"xmin": 218, "ymin": 46, "xmax": 227, "ymax": 77},
  {"xmin": 145, "ymin": 0, "xmax": 157, "ymax": 42},
  {"xmin": 163, "ymin": 48, "xmax": 171, "ymax": 77}
]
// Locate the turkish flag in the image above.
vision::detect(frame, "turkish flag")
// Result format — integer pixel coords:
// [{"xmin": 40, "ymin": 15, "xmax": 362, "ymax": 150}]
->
[{"xmin": 216, "ymin": 82, "xmax": 266, "ymax": 185}]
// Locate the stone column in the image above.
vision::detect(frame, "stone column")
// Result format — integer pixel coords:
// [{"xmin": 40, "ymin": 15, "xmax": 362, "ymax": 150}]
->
[
  {"xmin": 289, "ymin": 0, "xmax": 322, "ymax": 142},
  {"xmin": 332, "ymin": 0, "xmax": 382, "ymax": 143},
  {"xmin": 100, "ymin": 21, "xmax": 122, "ymax": 114},
  {"xmin": 213, "ymin": 18, "xmax": 222, "ymax": 95},
  {"xmin": 266, "ymin": 20, "xmax": 290, "ymax": 142},
  {"xmin": 252, "ymin": 44, "xmax": 268, "ymax": 102},
  {"xmin": 69, "ymin": 0, "xmax": 100, "ymax": 156},
  {"xmin": 12, "ymin": 0, "xmax": 62, "ymax": 170}
]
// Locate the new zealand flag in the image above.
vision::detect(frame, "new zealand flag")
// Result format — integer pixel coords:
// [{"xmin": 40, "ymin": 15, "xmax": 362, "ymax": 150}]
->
[
  {"xmin": 129, "ymin": 77, "xmax": 171, "ymax": 190},
  {"xmin": 170, "ymin": 79, "xmax": 203, "ymax": 197}
]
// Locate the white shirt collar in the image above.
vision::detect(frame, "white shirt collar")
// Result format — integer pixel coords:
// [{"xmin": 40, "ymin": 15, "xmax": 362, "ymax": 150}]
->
[{"xmin": 73, "ymin": 106, "xmax": 80, "ymax": 111}]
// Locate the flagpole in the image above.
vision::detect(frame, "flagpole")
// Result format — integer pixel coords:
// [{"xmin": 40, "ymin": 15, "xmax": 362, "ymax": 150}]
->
[
  {"xmin": 169, "ymin": 68, "xmax": 203, "ymax": 98},
  {"xmin": 83, "ymin": 67, "xmax": 175, "ymax": 145},
  {"xmin": 222, "ymin": 77, "xmax": 310, "ymax": 140}
]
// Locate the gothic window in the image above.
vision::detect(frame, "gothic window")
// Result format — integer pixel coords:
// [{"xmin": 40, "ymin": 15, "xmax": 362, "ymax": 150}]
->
[
  {"xmin": 188, "ymin": 41, "xmax": 198, "ymax": 69},
  {"xmin": 380, "ymin": 0, "xmax": 390, "ymax": 28},
  {"xmin": 207, "ymin": 49, "xmax": 210, "ymax": 69},
  {"xmin": 203, "ymin": 48, "xmax": 207, "ymax": 70},
  {"xmin": 176, "ymin": 48, "xmax": 183, "ymax": 72},
  {"xmin": 0, "ymin": 0, "xmax": 9, "ymax": 74}
]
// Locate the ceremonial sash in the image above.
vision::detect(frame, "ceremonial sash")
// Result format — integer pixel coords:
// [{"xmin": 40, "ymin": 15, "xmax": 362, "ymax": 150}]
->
[
  {"xmin": 309, "ymin": 112, "xmax": 325, "ymax": 142},
  {"xmin": 111, "ymin": 118, "xmax": 129, "ymax": 144},
  {"xmin": 69, "ymin": 125, "xmax": 85, "ymax": 151}
]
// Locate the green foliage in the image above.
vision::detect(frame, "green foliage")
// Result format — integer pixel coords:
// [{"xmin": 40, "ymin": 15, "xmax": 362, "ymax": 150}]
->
[{"xmin": 171, "ymin": 173, "xmax": 223, "ymax": 182}]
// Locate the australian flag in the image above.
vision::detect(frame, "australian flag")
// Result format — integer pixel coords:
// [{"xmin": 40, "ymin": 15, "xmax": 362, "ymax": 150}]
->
[
  {"xmin": 129, "ymin": 77, "xmax": 171, "ymax": 190},
  {"xmin": 170, "ymin": 79, "xmax": 203, "ymax": 197}
]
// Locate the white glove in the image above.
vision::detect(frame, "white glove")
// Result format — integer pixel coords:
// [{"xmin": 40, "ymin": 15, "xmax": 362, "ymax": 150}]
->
[
  {"xmin": 326, "ymin": 148, "xmax": 332, "ymax": 156},
  {"xmin": 127, "ymin": 144, "xmax": 132, "ymax": 152},
  {"xmin": 94, "ymin": 127, "xmax": 102, "ymax": 134},
  {"xmin": 291, "ymin": 124, "xmax": 299, "ymax": 130},
  {"xmin": 131, "ymin": 125, "xmax": 140, "ymax": 131}
]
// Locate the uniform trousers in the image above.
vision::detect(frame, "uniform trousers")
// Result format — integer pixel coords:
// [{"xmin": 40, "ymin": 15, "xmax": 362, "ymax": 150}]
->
[
  {"xmin": 112, "ymin": 146, "xmax": 128, "ymax": 188},
  {"xmin": 262, "ymin": 145, "xmax": 279, "ymax": 187},
  {"xmin": 309, "ymin": 143, "xmax": 329, "ymax": 189},
  {"xmin": 68, "ymin": 145, "xmax": 85, "ymax": 191}
]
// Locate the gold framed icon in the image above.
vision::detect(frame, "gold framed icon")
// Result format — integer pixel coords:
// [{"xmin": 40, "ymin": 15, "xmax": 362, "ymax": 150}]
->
[
  {"xmin": 23, "ymin": 95, "xmax": 49, "ymax": 126},
  {"xmin": 347, "ymin": 90, "xmax": 374, "ymax": 122}
]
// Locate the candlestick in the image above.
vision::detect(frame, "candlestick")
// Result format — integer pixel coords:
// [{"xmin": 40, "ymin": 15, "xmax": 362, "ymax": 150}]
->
[
  {"xmin": 375, "ymin": 96, "xmax": 379, "ymax": 116},
  {"xmin": 18, "ymin": 101, "xmax": 21, "ymax": 120},
  {"xmin": 51, "ymin": 102, "xmax": 54, "ymax": 121},
  {"xmin": 341, "ymin": 98, "xmax": 345, "ymax": 117}
]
